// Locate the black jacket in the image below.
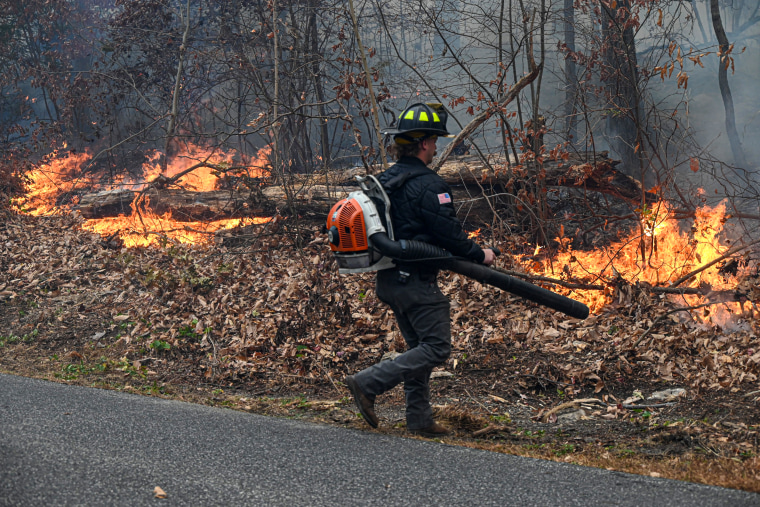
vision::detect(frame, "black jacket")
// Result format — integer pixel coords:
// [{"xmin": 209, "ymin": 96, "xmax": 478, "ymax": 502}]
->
[{"xmin": 377, "ymin": 156, "xmax": 485, "ymax": 264}]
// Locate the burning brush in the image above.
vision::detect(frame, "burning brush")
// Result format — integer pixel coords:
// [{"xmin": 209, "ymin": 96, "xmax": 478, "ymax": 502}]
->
[{"xmin": 14, "ymin": 144, "xmax": 272, "ymax": 248}]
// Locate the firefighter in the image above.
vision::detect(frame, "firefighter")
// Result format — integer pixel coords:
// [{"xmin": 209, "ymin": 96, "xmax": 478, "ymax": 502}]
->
[{"xmin": 346, "ymin": 103, "xmax": 496, "ymax": 436}]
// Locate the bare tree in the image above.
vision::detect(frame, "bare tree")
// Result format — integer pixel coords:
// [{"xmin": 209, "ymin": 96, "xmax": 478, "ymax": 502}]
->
[
  {"xmin": 562, "ymin": 0, "xmax": 578, "ymax": 145},
  {"xmin": 709, "ymin": 0, "xmax": 748, "ymax": 168},
  {"xmin": 600, "ymin": 0, "xmax": 642, "ymax": 176}
]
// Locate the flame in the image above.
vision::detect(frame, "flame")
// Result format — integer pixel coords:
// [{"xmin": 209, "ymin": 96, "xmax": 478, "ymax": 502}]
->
[
  {"xmin": 14, "ymin": 150, "xmax": 94, "ymax": 216},
  {"xmin": 15, "ymin": 143, "xmax": 272, "ymax": 247},
  {"xmin": 522, "ymin": 200, "xmax": 753, "ymax": 326},
  {"xmin": 468, "ymin": 228, "xmax": 481, "ymax": 239},
  {"xmin": 83, "ymin": 210, "xmax": 269, "ymax": 248},
  {"xmin": 139, "ymin": 144, "xmax": 271, "ymax": 192}
]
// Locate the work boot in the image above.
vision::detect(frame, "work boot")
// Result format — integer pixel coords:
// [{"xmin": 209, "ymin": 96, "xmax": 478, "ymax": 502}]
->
[
  {"xmin": 346, "ymin": 375, "xmax": 378, "ymax": 428},
  {"xmin": 409, "ymin": 422, "xmax": 450, "ymax": 437}
]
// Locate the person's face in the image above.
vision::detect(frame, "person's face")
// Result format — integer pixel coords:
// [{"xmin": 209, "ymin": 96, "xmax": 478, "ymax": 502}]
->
[{"xmin": 419, "ymin": 136, "xmax": 438, "ymax": 165}]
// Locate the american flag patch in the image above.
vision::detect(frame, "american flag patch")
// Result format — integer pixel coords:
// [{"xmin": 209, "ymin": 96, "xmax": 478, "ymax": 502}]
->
[{"xmin": 437, "ymin": 193, "xmax": 452, "ymax": 204}]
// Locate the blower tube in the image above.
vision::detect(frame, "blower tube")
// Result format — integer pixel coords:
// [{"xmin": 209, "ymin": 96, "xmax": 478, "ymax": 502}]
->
[{"xmin": 370, "ymin": 232, "xmax": 590, "ymax": 320}]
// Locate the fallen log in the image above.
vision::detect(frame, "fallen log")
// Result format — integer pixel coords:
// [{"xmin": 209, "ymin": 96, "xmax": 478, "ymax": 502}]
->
[
  {"xmin": 262, "ymin": 151, "xmax": 650, "ymax": 199},
  {"xmin": 317, "ymin": 151, "xmax": 654, "ymax": 204},
  {"xmin": 434, "ymin": 151, "xmax": 657, "ymax": 204},
  {"xmin": 75, "ymin": 187, "xmax": 270, "ymax": 221},
  {"xmin": 74, "ymin": 151, "xmax": 653, "ymax": 220}
]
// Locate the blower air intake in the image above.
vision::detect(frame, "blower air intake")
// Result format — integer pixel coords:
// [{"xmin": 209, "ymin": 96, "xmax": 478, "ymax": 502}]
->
[
  {"xmin": 326, "ymin": 186, "xmax": 395, "ymax": 273},
  {"xmin": 326, "ymin": 175, "xmax": 589, "ymax": 320}
]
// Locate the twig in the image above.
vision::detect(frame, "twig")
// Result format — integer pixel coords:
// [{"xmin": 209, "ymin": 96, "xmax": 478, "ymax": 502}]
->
[
  {"xmin": 621, "ymin": 402, "xmax": 676, "ymax": 409},
  {"xmin": 491, "ymin": 266, "xmax": 605, "ymax": 291},
  {"xmin": 312, "ymin": 360, "xmax": 341, "ymax": 395},
  {"xmin": 505, "ymin": 373, "xmax": 574, "ymax": 387},
  {"xmin": 670, "ymin": 236, "xmax": 760, "ymax": 288},
  {"xmin": 695, "ymin": 436, "xmax": 722, "ymax": 457},
  {"xmin": 539, "ymin": 398, "xmax": 605, "ymax": 422},
  {"xmin": 650, "ymin": 287, "xmax": 729, "ymax": 295},
  {"xmin": 432, "ymin": 64, "xmax": 542, "ymax": 171},
  {"xmin": 472, "ymin": 424, "xmax": 509, "ymax": 437},
  {"xmin": 464, "ymin": 389, "xmax": 493, "ymax": 413},
  {"xmin": 491, "ymin": 267, "xmax": 745, "ymax": 296},
  {"xmin": 540, "ymin": 398, "xmax": 676, "ymax": 422}
]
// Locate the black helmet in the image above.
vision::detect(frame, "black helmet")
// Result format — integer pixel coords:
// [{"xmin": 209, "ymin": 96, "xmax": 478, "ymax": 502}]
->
[{"xmin": 381, "ymin": 103, "xmax": 454, "ymax": 144}]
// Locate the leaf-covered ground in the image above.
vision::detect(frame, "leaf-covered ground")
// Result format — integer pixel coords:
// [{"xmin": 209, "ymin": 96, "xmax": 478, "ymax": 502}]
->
[{"xmin": 1, "ymin": 213, "xmax": 758, "ymax": 493}]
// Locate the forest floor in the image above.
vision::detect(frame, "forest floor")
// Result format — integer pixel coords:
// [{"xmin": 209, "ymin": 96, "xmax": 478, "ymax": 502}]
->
[{"xmin": 0, "ymin": 212, "xmax": 758, "ymax": 493}]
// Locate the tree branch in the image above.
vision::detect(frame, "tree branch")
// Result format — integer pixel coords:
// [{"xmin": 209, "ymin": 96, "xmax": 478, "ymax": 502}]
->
[
  {"xmin": 670, "ymin": 236, "xmax": 760, "ymax": 288},
  {"xmin": 432, "ymin": 64, "xmax": 542, "ymax": 171}
]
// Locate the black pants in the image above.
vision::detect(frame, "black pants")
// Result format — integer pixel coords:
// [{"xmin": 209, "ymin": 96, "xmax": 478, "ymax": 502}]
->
[{"xmin": 352, "ymin": 267, "xmax": 451, "ymax": 430}]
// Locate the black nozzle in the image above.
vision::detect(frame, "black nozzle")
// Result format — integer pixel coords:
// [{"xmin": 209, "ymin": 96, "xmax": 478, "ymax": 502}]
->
[
  {"xmin": 443, "ymin": 259, "xmax": 589, "ymax": 320},
  {"xmin": 369, "ymin": 232, "xmax": 589, "ymax": 319}
]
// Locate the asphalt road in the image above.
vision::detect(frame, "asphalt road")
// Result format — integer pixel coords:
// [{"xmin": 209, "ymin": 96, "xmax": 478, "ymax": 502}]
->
[{"xmin": 0, "ymin": 374, "xmax": 758, "ymax": 507}]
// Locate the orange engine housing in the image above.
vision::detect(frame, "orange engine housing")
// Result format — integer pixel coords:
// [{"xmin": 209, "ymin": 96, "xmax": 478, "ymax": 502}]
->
[
  {"xmin": 325, "ymin": 179, "xmax": 395, "ymax": 274},
  {"xmin": 326, "ymin": 198, "xmax": 368, "ymax": 253}
]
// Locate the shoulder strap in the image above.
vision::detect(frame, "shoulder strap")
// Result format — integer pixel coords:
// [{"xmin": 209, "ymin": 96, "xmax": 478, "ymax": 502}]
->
[{"xmin": 382, "ymin": 166, "xmax": 430, "ymax": 194}]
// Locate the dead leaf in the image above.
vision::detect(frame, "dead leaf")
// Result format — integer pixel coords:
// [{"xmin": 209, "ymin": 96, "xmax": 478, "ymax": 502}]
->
[{"xmin": 154, "ymin": 486, "xmax": 167, "ymax": 499}]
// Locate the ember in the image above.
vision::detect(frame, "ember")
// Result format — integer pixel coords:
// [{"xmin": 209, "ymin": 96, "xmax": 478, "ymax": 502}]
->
[{"xmin": 14, "ymin": 144, "xmax": 272, "ymax": 248}]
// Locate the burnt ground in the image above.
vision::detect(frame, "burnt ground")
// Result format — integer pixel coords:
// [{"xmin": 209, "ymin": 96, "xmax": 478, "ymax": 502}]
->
[{"xmin": 0, "ymin": 212, "xmax": 758, "ymax": 493}]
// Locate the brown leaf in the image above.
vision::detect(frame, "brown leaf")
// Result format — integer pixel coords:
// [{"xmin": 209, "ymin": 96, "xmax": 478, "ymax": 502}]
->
[{"xmin": 154, "ymin": 486, "xmax": 167, "ymax": 499}]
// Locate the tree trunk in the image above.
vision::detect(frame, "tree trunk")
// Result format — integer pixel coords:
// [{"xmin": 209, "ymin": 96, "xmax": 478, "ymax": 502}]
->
[
  {"xmin": 163, "ymin": 0, "xmax": 191, "ymax": 169},
  {"xmin": 563, "ymin": 0, "xmax": 578, "ymax": 144},
  {"xmin": 710, "ymin": 0, "xmax": 748, "ymax": 168},
  {"xmin": 309, "ymin": 3, "xmax": 331, "ymax": 172},
  {"xmin": 348, "ymin": 0, "xmax": 388, "ymax": 171},
  {"xmin": 601, "ymin": 0, "xmax": 640, "ymax": 176}
]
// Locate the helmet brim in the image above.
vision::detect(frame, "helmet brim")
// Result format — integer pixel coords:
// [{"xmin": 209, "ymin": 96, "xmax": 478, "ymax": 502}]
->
[{"xmin": 381, "ymin": 128, "xmax": 454, "ymax": 138}]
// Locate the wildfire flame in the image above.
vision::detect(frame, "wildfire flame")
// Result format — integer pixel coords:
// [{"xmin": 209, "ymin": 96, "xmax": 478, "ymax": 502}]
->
[
  {"xmin": 15, "ymin": 150, "xmax": 93, "ymax": 216},
  {"xmin": 14, "ymin": 143, "xmax": 272, "ymax": 248},
  {"xmin": 521, "ymin": 200, "xmax": 754, "ymax": 326}
]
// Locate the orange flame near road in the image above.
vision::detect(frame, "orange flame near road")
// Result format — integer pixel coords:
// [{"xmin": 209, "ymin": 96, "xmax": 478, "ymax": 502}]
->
[
  {"xmin": 15, "ymin": 144, "xmax": 272, "ymax": 248},
  {"xmin": 522, "ymin": 200, "xmax": 754, "ymax": 326}
]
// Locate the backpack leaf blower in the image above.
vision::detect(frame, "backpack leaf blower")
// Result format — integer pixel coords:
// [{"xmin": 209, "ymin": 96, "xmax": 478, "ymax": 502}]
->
[{"xmin": 326, "ymin": 175, "xmax": 589, "ymax": 320}]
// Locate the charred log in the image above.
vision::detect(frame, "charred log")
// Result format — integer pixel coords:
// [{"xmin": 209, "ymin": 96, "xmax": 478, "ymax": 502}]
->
[
  {"xmin": 75, "ymin": 187, "xmax": 271, "ymax": 221},
  {"xmin": 74, "ymin": 152, "xmax": 654, "ymax": 222},
  {"xmin": 434, "ymin": 151, "xmax": 657, "ymax": 204}
]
